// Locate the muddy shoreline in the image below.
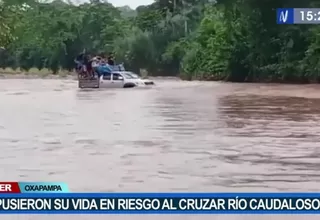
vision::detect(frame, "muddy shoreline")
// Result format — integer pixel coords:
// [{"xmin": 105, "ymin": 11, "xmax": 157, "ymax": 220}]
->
[
  {"xmin": 0, "ymin": 73, "xmax": 76, "ymax": 80},
  {"xmin": 0, "ymin": 72, "xmax": 319, "ymax": 85},
  {"xmin": 0, "ymin": 72, "xmax": 182, "ymax": 81}
]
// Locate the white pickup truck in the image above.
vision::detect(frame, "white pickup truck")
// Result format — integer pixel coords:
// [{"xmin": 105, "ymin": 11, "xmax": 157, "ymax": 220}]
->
[{"xmin": 78, "ymin": 71, "xmax": 154, "ymax": 89}]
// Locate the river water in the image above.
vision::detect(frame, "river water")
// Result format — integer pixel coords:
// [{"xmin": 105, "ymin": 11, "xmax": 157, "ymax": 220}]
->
[{"xmin": 1, "ymin": 79, "xmax": 320, "ymax": 219}]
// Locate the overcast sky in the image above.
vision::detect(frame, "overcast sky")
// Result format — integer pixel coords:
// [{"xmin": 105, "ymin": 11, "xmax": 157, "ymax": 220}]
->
[
  {"xmin": 75, "ymin": 0, "xmax": 154, "ymax": 9},
  {"xmin": 110, "ymin": 0, "xmax": 153, "ymax": 8}
]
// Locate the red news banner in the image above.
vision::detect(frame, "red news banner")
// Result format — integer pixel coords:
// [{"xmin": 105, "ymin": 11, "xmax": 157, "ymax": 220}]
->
[{"xmin": 0, "ymin": 182, "xmax": 21, "ymax": 193}]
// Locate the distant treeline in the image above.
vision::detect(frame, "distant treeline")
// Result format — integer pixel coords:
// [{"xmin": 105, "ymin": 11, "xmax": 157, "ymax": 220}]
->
[{"xmin": 1, "ymin": 0, "xmax": 320, "ymax": 82}]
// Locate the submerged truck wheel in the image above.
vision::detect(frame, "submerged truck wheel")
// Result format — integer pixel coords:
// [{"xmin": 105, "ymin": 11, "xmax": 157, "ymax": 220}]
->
[{"xmin": 123, "ymin": 83, "xmax": 136, "ymax": 88}]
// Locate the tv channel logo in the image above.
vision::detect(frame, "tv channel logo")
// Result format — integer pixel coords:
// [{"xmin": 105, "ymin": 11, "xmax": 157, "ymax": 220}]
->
[{"xmin": 277, "ymin": 8, "xmax": 294, "ymax": 24}]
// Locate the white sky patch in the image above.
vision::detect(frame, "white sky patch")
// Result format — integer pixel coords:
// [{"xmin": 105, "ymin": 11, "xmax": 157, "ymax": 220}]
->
[{"xmin": 72, "ymin": 0, "xmax": 154, "ymax": 9}]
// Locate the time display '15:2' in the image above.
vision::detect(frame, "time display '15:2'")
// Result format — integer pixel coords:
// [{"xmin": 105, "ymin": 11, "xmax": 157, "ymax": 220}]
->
[{"xmin": 300, "ymin": 10, "xmax": 320, "ymax": 21}]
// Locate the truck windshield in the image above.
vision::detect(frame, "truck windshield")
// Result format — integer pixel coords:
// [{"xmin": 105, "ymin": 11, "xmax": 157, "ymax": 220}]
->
[
  {"xmin": 122, "ymin": 73, "xmax": 135, "ymax": 79},
  {"xmin": 123, "ymin": 72, "xmax": 140, "ymax": 79},
  {"xmin": 126, "ymin": 72, "xmax": 140, "ymax": 78}
]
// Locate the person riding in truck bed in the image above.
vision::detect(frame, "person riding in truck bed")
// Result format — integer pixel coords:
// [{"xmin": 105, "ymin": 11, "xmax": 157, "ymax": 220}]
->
[{"xmin": 107, "ymin": 53, "xmax": 115, "ymax": 66}]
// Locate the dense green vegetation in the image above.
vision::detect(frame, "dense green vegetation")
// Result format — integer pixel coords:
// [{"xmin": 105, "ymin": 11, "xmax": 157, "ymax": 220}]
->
[{"xmin": 1, "ymin": 0, "xmax": 320, "ymax": 82}]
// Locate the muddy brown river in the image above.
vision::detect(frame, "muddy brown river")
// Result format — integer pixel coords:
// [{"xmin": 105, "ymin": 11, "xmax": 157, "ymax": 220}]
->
[{"xmin": 1, "ymin": 78, "xmax": 320, "ymax": 219}]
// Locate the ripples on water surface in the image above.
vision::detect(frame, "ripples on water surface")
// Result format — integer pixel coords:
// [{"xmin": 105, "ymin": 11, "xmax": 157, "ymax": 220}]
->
[{"xmin": 1, "ymin": 79, "xmax": 320, "ymax": 219}]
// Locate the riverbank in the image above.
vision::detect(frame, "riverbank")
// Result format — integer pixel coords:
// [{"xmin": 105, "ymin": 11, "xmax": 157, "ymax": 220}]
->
[
  {"xmin": 0, "ymin": 68, "xmax": 182, "ymax": 81},
  {"xmin": 1, "ymin": 72, "xmax": 320, "ymax": 100},
  {"xmin": 0, "ymin": 68, "xmax": 75, "ymax": 79},
  {"xmin": 180, "ymin": 73, "xmax": 320, "ymax": 84},
  {"xmin": 0, "ymin": 73, "xmax": 181, "ymax": 81},
  {"xmin": 0, "ymin": 68, "xmax": 319, "ymax": 84}
]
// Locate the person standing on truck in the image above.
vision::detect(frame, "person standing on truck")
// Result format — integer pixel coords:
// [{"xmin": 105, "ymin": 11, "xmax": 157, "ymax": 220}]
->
[
  {"xmin": 91, "ymin": 56, "xmax": 100, "ymax": 73},
  {"xmin": 107, "ymin": 53, "xmax": 115, "ymax": 66},
  {"xmin": 86, "ymin": 54, "xmax": 95, "ymax": 78},
  {"xmin": 75, "ymin": 49, "xmax": 89, "ymax": 71}
]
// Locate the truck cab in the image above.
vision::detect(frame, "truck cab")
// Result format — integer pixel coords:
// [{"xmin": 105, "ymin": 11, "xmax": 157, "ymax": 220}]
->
[
  {"xmin": 79, "ymin": 71, "xmax": 142, "ymax": 89},
  {"xmin": 99, "ymin": 72, "xmax": 145, "ymax": 88}
]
